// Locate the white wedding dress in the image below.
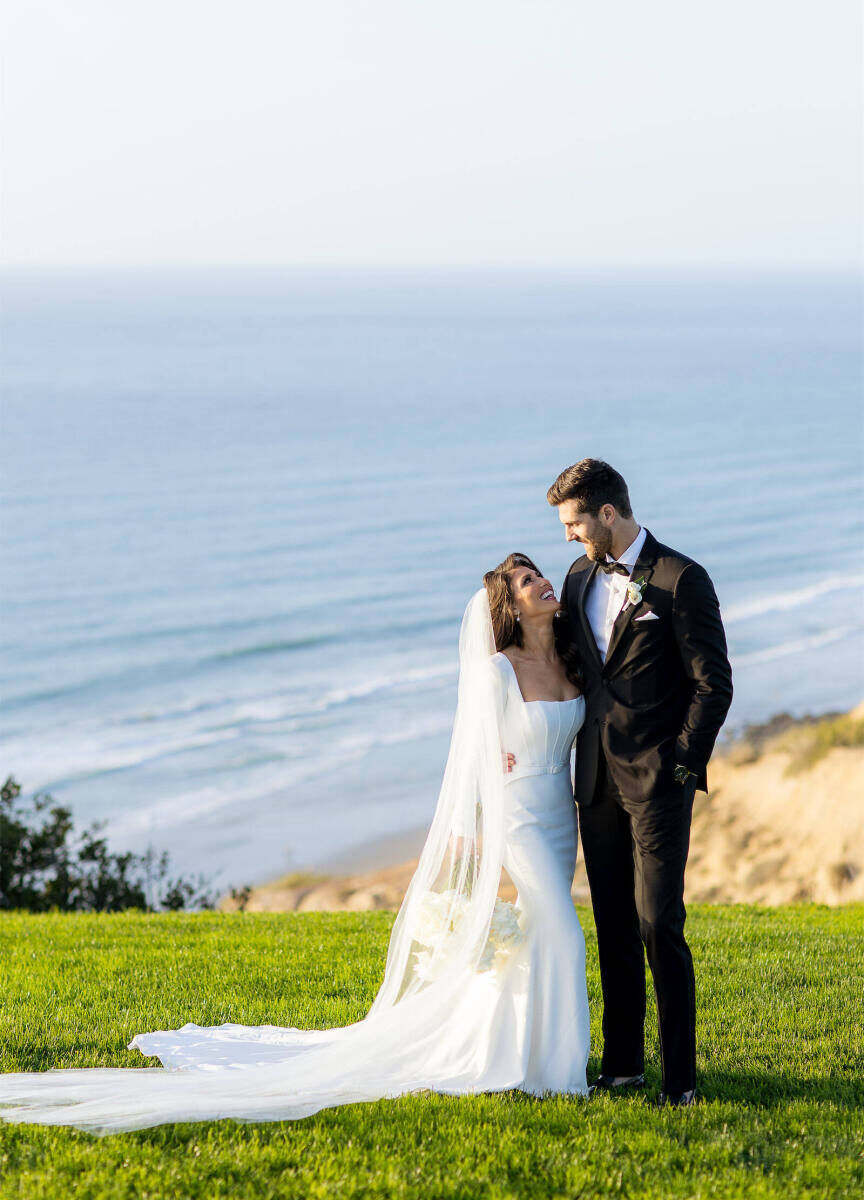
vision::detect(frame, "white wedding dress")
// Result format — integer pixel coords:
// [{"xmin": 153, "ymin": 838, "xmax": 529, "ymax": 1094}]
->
[{"xmin": 0, "ymin": 597, "xmax": 590, "ymax": 1134}]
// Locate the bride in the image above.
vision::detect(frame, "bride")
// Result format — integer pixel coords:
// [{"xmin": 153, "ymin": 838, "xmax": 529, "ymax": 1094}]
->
[{"xmin": 0, "ymin": 553, "xmax": 591, "ymax": 1134}]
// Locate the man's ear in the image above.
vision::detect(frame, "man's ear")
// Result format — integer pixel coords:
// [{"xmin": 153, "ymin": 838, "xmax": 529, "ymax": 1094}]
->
[{"xmin": 600, "ymin": 503, "xmax": 616, "ymax": 526}]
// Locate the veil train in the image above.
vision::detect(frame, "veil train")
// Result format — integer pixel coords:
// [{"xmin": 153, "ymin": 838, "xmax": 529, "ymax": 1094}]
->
[{"xmin": 0, "ymin": 590, "xmax": 517, "ymax": 1134}]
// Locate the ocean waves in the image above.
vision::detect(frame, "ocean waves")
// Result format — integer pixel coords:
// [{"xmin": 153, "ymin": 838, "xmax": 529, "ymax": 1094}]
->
[
  {"xmin": 731, "ymin": 623, "xmax": 864, "ymax": 668},
  {"xmin": 1, "ymin": 655, "xmax": 458, "ymax": 796},
  {"xmin": 2, "ymin": 268, "xmax": 861, "ymax": 881},
  {"xmin": 722, "ymin": 574, "xmax": 864, "ymax": 625}
]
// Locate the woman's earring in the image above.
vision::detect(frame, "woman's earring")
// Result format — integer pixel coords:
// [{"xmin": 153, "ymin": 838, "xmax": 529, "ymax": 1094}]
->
[{"xmin": 515, "ymin": 613, "xmax": 520, "ymax": 622}]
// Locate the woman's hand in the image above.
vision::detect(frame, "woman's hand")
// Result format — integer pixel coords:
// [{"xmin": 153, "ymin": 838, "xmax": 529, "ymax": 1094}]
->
[{"xmin": 502, "ymin": 750, "xmax": 516, "ymax": 774}]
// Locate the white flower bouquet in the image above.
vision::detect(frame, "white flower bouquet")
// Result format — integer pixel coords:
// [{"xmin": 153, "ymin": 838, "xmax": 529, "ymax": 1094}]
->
[{"xmin": 410, "ymin": 889, "xmax": 526, "ymax": 979}]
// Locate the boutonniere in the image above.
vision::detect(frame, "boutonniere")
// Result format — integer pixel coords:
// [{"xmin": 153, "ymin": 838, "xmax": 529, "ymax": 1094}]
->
[{"xmin": 624, "ymin": 576, "xmax": 646, "ymax": 610}]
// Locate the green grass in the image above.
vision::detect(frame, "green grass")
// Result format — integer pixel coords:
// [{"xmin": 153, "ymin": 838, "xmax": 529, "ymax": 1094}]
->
[{"xmin": 0, "ymin": 906, "xmax": 862, "ymax": 1199}]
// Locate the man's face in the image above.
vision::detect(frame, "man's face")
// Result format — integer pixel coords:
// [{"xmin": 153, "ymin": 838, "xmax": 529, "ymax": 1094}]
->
[{"xmin": 557, "ymin": 499, "xmax": 614, "ymax": 562}]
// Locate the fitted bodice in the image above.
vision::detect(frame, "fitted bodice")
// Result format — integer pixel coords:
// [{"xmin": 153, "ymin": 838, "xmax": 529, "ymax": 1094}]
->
[{"xmin": 492, "ymin": 653, "xmax": 585, "ymax": 784}]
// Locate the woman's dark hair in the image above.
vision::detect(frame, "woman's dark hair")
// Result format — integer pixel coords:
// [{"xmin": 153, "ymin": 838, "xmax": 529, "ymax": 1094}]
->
[
  {"xmin": 546, "ymin": 458, "xmax": 632, "ymax": 518},
  {"xmin": 482, "ymin": 552, "xmax": 582, "ymax": 688}
]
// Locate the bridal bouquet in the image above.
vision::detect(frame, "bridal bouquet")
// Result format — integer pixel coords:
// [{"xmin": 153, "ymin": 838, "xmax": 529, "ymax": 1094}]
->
[{"xmin": 410, "ymin": 889, "xmax": 526, "ymax": 980}]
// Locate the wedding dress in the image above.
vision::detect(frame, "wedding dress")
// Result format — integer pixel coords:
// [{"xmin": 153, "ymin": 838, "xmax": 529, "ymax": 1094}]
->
[{"xmin": 0, "ymin": 592, "xmax": 590, "ymax": 1134}]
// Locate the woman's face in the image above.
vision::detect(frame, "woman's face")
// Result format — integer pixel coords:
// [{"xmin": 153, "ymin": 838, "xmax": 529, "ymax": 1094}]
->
[{"xmin": 507, "ymin": 565, "xmax": 558, "ymax": 620}]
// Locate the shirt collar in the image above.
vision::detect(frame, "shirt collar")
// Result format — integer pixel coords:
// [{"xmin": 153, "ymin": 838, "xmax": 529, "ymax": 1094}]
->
[{"xmin": 607, "ymin": 525, "xmax": 646, "ymax": 570}]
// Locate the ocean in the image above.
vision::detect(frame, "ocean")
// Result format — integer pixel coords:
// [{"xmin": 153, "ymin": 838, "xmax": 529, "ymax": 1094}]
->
[{"xmin": 1, "ymin": 268, "xmax": 862, "ymax": 891}]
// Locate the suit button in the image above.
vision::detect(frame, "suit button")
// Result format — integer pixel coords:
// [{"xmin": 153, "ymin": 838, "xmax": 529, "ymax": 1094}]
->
[{"xmin": 593, "ymin": 718, "xmax": 599, "ymax": 727}]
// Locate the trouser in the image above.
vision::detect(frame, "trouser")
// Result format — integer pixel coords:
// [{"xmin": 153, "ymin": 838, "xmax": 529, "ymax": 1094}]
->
[{"xmin": 579, "ymin": 753, "xmax": 697, "ymax": 1093}]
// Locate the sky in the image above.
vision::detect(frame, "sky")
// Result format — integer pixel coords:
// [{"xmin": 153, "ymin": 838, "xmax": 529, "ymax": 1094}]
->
[{"xmin": 1, "ymin": 0, "xmax": 861, "ymax": 269}]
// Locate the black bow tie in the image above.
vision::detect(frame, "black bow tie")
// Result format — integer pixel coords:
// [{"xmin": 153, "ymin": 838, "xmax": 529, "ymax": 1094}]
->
[{"xmin": 596, "ymin": 560, "xmax": 630, "ymax": 577}]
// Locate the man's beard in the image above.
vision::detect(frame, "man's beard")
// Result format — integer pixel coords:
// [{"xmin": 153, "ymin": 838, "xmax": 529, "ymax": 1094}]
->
[{"xmin": 585, "ymin": 527, "xmax": 613, "ymax": 562}]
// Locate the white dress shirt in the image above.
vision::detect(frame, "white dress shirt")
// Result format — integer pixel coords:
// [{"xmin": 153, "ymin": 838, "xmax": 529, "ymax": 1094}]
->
[{"xmin": 585, "ymin": 526, "xmax": 647, "ymax": 663}]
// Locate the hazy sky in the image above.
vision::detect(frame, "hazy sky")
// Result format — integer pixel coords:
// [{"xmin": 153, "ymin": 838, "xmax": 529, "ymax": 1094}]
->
[{"xmin": 2, "ymin": 0, "xmax": 861, "ymax": 268}]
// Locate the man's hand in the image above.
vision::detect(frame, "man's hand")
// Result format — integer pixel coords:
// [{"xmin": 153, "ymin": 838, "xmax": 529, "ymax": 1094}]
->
[{"xmin": 674, "ymin": 764, "xmax": 695, "ymax": 785}]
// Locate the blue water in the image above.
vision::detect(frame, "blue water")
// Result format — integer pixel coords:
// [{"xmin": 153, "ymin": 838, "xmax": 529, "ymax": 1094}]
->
[{"xmin": 1, "ymin": 269, "xmax": 862, "ymax": 889}]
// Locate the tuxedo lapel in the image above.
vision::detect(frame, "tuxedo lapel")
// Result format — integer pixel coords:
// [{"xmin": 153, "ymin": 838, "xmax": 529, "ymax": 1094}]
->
[
  {"xmin": 575, "ymin": 560, "xmax": 603, "ymax": 670},
  {"xmin": 603, "ymin": 530, "xmax": 659, "ymax": 672}
]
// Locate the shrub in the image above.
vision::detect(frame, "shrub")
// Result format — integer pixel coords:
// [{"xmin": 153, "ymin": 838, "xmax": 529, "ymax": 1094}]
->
[
  {"xmin": 0, "ymin": 775, "xmax": 216, "ymax": 912},
  {"xmin": 780, "ymin": 713, "xmax": 864, "ymax": 775}
]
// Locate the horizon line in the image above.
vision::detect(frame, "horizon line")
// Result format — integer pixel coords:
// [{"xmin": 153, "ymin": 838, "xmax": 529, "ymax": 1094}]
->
[{"xmin": 1, "ymin": 262, "xmax": 861, "ymax": 275}]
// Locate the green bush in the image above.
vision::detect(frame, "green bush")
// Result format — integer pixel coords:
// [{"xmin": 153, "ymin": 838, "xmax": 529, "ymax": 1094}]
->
[{"xmin": 0, "ymin": 775, "xmax": 216, "ymax": 912}]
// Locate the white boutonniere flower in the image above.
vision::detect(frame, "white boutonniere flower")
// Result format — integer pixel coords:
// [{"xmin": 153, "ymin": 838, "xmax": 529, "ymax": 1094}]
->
[{"xmin": 624, "ymin": 576, "xmax": 646, "ymax": 609}]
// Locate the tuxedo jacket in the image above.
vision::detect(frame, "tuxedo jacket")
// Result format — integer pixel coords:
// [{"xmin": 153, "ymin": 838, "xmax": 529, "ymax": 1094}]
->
[{"xmin": 562, "ymin": 529, "xmax": 733, "ymax": 806}]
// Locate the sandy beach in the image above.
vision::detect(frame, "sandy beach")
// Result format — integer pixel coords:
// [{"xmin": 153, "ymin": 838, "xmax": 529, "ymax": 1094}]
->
[{"xmin": 221, "ymin": 704, "xmax": 864, "ymax": 913}]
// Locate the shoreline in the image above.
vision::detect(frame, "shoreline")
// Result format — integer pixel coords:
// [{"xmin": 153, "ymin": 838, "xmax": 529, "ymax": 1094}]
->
[
  {"xmin": 303, "ymin": 705, "xmax": 853, "ymax": 875},
  {"xmin": 310, "ymin": 825, "xmax": 431, "ymax": 878},
  {"xmin": 221, "ymin": 703, "xmax": 864, "ymax": 912}
]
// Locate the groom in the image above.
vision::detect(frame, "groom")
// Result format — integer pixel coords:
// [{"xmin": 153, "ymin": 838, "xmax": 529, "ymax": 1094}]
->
[{"xmin": 548, "ymin": 459, "xmax": 732, "ymax": 1107}]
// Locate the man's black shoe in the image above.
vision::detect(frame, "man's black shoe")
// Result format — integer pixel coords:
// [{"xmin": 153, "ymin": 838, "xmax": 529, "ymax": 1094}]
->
[
  {"xmin": 589, "ymin": 1073, "xmax": 645, "ymax": 1094},
  {"xmin": 657, "ymin": 1089, "xmax": 696, "ymax": 1108}
]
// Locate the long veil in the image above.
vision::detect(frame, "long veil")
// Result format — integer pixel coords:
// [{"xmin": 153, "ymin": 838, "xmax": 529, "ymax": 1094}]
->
[{"xmin": 0, "ymin": 589, "xmax": 514, "ymax": 1134}]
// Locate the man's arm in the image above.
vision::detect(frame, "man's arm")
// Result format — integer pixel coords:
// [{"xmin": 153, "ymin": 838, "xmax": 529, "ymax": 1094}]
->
[{"xmin": 671, "ymin": 562, "xmax": 733, "ymax": 778}]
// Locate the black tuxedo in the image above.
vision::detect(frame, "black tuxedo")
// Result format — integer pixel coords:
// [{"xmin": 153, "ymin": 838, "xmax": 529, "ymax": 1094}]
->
[
  {"xmin": 562, "ymin": 529, "xmax": 732, "ymax": 1093},
  {"xmin": 565, "ymin": 529, "xmax": 732, "ymax": 804}
]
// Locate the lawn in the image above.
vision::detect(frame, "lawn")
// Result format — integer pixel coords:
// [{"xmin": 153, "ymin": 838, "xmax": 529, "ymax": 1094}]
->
[{"xmin": 0, "ymin": 905, "xmax": 861, "ymax": 1199}]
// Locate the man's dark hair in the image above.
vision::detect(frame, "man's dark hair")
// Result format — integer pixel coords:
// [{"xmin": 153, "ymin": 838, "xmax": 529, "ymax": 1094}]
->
[{"xmin": 546, "ymin": 459, "xmax": 633, "ymax": 517}]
